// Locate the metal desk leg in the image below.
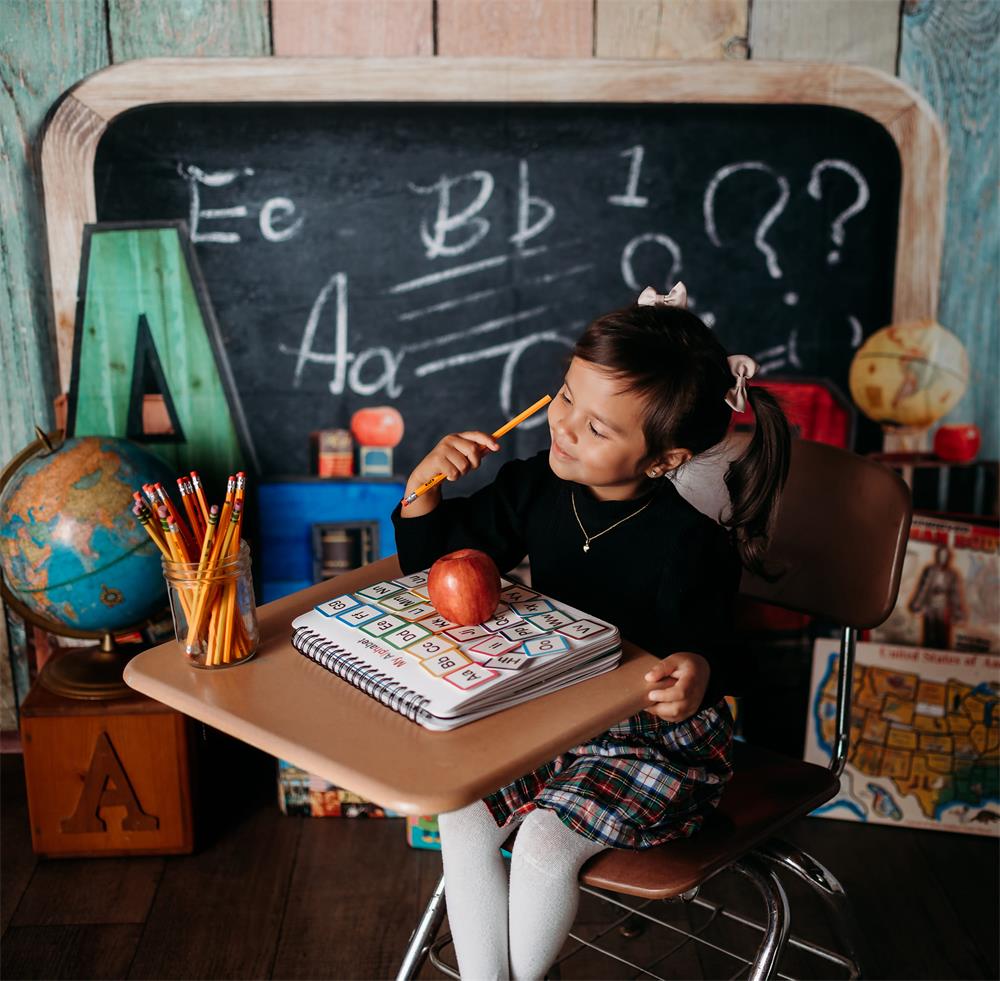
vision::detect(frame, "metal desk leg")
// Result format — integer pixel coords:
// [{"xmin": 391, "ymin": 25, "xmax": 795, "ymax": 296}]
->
[{"xmin": 396, "ymin": 873, "xmax": 447, "ymax": 981}]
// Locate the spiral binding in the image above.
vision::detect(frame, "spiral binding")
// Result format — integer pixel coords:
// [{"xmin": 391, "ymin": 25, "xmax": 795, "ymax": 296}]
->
[{"xmin": 292, "ymin": 627, "xmax": 433, "ymax": 724}]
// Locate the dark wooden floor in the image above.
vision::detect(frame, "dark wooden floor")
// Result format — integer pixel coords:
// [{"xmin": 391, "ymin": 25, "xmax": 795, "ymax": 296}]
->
[{"xmin": 3, "ymin": 739, "xmax": 997, "ymax": 981}]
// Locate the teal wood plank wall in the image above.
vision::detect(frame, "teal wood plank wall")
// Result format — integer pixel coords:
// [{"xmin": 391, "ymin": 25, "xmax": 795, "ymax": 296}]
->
[
  {"xmin": 900, "ymin": 0, "xmax": 999, "ymax": 459},
  {"xmin": 1, "ymin": 0, "xmax": 109, "ymax": 466}
]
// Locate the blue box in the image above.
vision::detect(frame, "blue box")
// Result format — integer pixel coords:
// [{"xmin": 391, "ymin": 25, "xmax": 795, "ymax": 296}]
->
[
  {"xmin": 257, "ymin": 477, "xmax": 405, "ymax": 602},
  {"xmin": 358, "ymin": 445, "xmax": 393, "ymax": 477}
]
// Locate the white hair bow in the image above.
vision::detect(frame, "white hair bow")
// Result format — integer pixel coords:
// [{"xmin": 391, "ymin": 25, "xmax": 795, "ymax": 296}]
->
[
  {"xmin": 636, "ymin": 282, "xmax": 688, "ymax": 309},
  {"xmin": 724, "ymin": 355, "xmax": 759, "ymax": 413}
]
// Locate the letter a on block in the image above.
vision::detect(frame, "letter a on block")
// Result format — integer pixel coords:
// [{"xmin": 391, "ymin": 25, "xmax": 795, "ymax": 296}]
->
[
  {"xmin": 61, "ymin": 731, "xmax": 159, "ymax": 834},
  {"xmin": 67, "ymin": 221, "xmax": 258, "ymax": 484}
]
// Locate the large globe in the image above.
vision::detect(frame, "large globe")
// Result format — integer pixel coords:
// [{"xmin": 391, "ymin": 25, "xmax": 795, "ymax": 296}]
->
[
  {"xmin": 0, "ymin": 436, "xmax": 175, "ymax": 633},
  {"xmin": 849, "ymin": 320, "xmax": 969, "ymax": 429}
]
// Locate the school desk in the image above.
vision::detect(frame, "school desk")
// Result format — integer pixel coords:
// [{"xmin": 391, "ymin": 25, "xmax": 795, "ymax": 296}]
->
[{"xmin": 123, "ymin": 554, "xmax": 659, "ymax": 816}]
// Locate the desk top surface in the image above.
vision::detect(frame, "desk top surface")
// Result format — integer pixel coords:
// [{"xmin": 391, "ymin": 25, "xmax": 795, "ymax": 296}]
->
[{"xmin": 124, "ymin": 556, "xmax": 657, "ymax": 815}]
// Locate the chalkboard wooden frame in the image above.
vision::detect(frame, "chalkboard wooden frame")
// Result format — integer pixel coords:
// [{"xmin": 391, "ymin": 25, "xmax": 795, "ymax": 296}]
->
[{"xmin": 40, "ymin": 57, "xmax": 946, "ymax": 393}]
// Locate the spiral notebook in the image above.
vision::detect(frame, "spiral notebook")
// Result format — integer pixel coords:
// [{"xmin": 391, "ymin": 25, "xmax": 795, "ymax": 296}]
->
[{"xmin": 290, "ymin": 572, "xmax": 622, "ymax": 731}]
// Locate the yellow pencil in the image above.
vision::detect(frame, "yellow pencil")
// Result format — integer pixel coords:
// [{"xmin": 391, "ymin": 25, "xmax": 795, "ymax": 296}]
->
[
  {"xmin": 132, "ymin": 502, "xmax": 170, "ymax": 559},
  {"xmin": 221, "ymin": 581, "xmax": 236, "ymax": 664},
  {"xmin": 196, "ymin": 505, "xmax": 220, "ymax": 570},
  {"xmin": 209, "ymin": 505, "xmax": 241, "ymax": 663},
  {"xmin": 401, "ymin": 394, "xmax": 552, "ymax": 507},
  {"xmin": 184, "ymin": 503, "xmax": 241, "ymax": 653},
  {"xmin": 211, "ymin": 475, "xmax": 237, "ymax": 561},
  {"xmin": 138, "ymin": 502, "xmax": 199, "ymax": 622},
  {"xmin": 207, "ymin": 600, "xmax": 221, "ymax": 667},
  {"xmin": 189, "ymin": 470, "xmax": 211, "ymax": 525},
  {"xmin": 133, "ymin": 493, "xmax": 167, "ymax": 552}
]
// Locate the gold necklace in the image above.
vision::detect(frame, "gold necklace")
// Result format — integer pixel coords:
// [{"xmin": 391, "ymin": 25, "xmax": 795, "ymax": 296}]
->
[{"xmin": 571, "ymin": 489, "xmax": 654, "ymax": 553}]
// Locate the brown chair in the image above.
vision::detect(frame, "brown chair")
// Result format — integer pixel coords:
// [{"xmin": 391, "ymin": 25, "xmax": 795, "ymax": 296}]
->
[{"xmin": 398, "ymin": 438, "xmax": 912, "ymax": 981}]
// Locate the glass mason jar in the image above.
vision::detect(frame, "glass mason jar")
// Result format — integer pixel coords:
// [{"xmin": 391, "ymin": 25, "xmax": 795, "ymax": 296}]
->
[{"xmin": 161, "ymin": 540, "xmax": 259, "ymax": 668}]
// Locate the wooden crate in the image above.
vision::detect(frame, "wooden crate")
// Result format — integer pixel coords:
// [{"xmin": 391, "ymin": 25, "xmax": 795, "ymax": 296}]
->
[{"xmin": 19, "ymin": 679, "xmax": 194, "ymax": 857}]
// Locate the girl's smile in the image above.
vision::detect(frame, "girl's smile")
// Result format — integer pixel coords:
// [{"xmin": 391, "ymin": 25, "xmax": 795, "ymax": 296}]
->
[
  {"xmin": 547, "ymin": 357, "xmax": 654, "ymax": 501},
  {"xmin": 550, "ymin": 437, "xmax": 575, "ymax": 461}
]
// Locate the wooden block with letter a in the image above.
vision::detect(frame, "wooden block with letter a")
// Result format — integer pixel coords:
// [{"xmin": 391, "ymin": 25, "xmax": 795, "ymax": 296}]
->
[{"xmin": 19, "ymin": 679, "xmax": 194, "ymax": 857}]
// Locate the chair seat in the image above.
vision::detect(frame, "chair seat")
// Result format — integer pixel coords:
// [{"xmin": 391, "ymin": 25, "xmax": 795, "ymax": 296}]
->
[{"xmin": 581, "ymin": 741, "xmax": 840, "ymax": 899}]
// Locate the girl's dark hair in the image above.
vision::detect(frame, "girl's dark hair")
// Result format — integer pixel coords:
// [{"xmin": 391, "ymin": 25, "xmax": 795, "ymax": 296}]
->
[{"xmin": 573, "ymin": 304, "xmax": 791, "ymax": 577}]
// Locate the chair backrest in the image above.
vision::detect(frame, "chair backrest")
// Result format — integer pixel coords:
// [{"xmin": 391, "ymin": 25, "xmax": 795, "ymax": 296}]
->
[{"xmin": 675, "ymin": 436, "xmax": 912, "ymax": 629}]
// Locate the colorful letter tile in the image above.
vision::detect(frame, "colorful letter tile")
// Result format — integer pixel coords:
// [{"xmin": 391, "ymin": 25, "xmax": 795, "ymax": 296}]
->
[
  {"xmin": 357, "ymin": 581, "xmax": 406, "ymax": 601},
  {"xmin": 336, "ymin": 604, "xmax": 383, "ymax": 628},
  {"xmin": 443, "ymin": 663, "xmax": 500, "ymax": 691},
  {"xmin": 361, "ymin": 614, "xmax": 407, "ymax": 638},
  {"xmin": 501, "ymin": 621, "xmax": 544, "ymax": 641},
  {"xmin": 420, "ymin": 650, "xmax": 472, "ymax": 677},
  {"xmin": 510, "ymin": 598, "xmax": 554, "ymax": 617},
  {"xmin": 557, "ymin": 619, "xmax": 611, "ymax": 640},
  {"xmin": 523, "ymin": 634, "xmax": 571, "ymax": 657},
  {"xmin": 468, "ymin": 635, "xmax": 521, "ymax": 658},
  {"xmin": 500, "ymin": 585, "xmax": 538, "ymax": 604},
  {"xmin": 463, "ymin": 647, "xmax": 497, "ymax": 664},
  {"xmin": 526, "ymin": 609, "xmax": 573, "ymax": 632},
  {"xmin": 397, "ymin": 603, "xmax": 438, "ymax": 622},
  {"xmin": 487, "ymin": 650, "xmax": 529, "ymax": 671},
  {"xmin": 380, "ymin": 591, "xmax": 423, "ymax": 612},
  {"xmin": 408, "ymin": 636, "xmax": 457, "ymax": 660},
  {"xmin": 395, "ymin": 571, "xmax": 429, "ymax": 589},
  {"xmin": 384, "ymin": 623, "xmax": 433, "ymax": 650},
  {"xmin": 314, "ymin": 595, "xmax": 359, "ymax": 617},
  {"xmin": 483, "ymin": 610, "xmax": 524, "ymax": 632},
  {"xmin": 422, "ymin": 614, "xmax": 455, "ymax": 633},
  {"xmin": 445, "ymin": 624, "xmax": 490, "ymax": 643}
]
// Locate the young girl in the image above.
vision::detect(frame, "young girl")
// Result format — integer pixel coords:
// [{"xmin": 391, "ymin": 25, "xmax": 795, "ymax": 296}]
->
[{"xmin": 392, "ymin": 283, "xmax": 791, "ymax": 980}]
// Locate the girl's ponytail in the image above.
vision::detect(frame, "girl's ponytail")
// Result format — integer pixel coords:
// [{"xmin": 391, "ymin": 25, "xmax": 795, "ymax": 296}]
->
[{"xmin": 723, "ymin": 386, "xmax": 792, "ymax": 579}]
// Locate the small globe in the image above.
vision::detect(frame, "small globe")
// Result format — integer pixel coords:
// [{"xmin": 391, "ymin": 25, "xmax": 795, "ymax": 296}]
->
[
  {"xmin": 0, "ymin": 435, "xmax": 175, "ymax": 633},
  {"xmin": 849, "ymin": 320, "xmax": 969, "ymax": 429}
]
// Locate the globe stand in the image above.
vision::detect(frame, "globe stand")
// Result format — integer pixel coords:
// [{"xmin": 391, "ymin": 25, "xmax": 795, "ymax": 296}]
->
[
  {"xmin": 882, "ymin": 425, "xmax": 931, "ymax": 456},
  {"xmin": 37, "ymin": 632, "xmax": 133, "ymax": 700},
  {"xmin": 0, "ymin": 578, "xmax": 141, "ymax": 699}
]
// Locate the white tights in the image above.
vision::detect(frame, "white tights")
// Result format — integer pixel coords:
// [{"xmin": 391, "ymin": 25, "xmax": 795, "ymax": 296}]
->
[{"xmin": 438, "ymin": 800, "xmax": 606, "ymax": 980}]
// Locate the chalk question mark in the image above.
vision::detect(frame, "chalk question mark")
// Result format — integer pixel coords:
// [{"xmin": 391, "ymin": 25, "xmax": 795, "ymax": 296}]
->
[
  {"xmin": 620, "ymin": 232, "xmax": 682, "ymax": 293},
  {"xmin": 704, "ymin": 162, "xmax": 797, "ymax": 306},
  {"xmin": 807, "ymin": 160, "xmax": 870, "ymax": 264}
]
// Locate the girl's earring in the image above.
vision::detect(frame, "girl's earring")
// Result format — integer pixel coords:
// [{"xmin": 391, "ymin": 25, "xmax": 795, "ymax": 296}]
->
[{"xmin": 646, "ymin": 468, "xmax": 660, "ymax": 478}]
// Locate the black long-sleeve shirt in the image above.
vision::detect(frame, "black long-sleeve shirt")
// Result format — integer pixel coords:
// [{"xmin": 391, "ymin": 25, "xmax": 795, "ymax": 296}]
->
[{"xmin": 391, "ymin": 451, "xmax": 743, "ymax": 710}]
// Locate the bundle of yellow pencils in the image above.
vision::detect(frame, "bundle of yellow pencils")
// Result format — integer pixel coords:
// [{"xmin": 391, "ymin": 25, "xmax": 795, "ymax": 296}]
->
[{"xmin": 131, "ymin": 470, "xmax": 254, "ymax": 667}]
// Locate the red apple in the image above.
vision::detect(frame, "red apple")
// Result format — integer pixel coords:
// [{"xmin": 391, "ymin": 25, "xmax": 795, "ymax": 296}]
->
[
  {"xmin": 350, "ymin": 406, "xmax": 404, "ymax": 447},
  {"xmin": 428, "ymin": 549, "xmax": 501, "ymax": 626},
  {"xmin": 933, "ymin": 423, "xmax": 981, "ymax": 463}
]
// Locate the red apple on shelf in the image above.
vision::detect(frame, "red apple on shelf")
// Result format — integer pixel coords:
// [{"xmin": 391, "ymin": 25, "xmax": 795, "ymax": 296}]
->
[
  {"xmin": 428, "ymin": 549, "xmax": 501, "ymax": 626},
  {"xmin": 933, "ymin": 423, "xmax": 981, "ymax": 463},
  {"xmin": 350, "ymin": 406, "xmax": 404, "ymax": 447}
]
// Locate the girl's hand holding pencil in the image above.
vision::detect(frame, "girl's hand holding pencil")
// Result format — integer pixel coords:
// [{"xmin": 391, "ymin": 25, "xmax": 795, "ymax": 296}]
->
[
  {"xmin": 401, "ymin": 431, "xmax": 501, "ymax": 516},
  {"xmin": 400, "ymin": 395, "xmax": 551, "ymax": 517}
]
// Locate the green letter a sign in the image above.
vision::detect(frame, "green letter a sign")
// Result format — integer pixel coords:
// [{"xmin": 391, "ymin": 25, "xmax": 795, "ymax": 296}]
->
[{"xmin": 67, "ymin": 222, "xmax": 257, "ymax": 484}]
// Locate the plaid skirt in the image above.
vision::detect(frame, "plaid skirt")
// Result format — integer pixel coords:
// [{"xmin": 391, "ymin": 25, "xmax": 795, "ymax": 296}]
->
[{"xmin": 483, "ymin": 700, "xmax": 734, "ymax": 850}]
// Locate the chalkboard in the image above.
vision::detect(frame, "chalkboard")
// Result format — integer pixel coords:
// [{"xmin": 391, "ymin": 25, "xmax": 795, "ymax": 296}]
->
[{"xmin": 91, "ymin": 99, "xmax": 901, "ymax": 482}]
